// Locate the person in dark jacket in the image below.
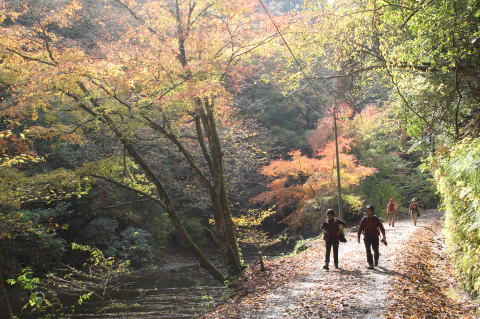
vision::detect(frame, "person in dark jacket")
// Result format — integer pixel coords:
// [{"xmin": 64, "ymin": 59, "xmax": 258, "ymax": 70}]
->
[
  {"xmin": 321, "ymin": 208, "xmax": 346, "ymax": 270},
  {"xmin": 357, "ymin": 205, "xmax": 387, "ymax": 269}
]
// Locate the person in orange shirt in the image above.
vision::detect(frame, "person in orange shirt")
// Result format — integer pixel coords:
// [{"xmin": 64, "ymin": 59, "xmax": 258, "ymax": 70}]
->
[
  {"xmin": 409, "ymin": 199, "xmax": 420, "ymax": 226},
  {"xmin": 386, "ymin": 198, "xmax": 398, "ymax": 227}
]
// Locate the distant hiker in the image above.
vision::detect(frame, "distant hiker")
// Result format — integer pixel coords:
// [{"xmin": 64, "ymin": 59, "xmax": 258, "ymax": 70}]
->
[
  {"xmin": 357, "ymin": 205, "xmax": 387, "ymax": 269},
  {"xmin": 409, "ymin": 199, "xmax": 420, "ymax": 226},
  {"xmin": 386, "ymin": 198, "xmax": 398, "ymax": 227},
  {"xmin": 320, "ymin": 208, "xmax": 346, "ymax": 270}
]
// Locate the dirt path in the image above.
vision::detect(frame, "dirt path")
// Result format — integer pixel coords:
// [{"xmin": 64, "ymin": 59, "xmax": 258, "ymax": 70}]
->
[
  {"xmin": 242, "ymin": 215, "xmax": 425, "ymax": 319},
  {"xmin": 386, "ymin": 217, "xmax": 478, "ymax": 318},
  {"xmin": 203, "ymin": 212, "xmax": 470, "ymax": 319}
]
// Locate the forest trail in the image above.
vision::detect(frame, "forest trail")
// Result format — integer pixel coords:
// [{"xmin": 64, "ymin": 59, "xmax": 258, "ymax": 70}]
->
[
  {"xmin": 203, "ymin": 211, "xmax": 478, "ymax": 319},
  {"xmin": 240, "ymin": 214, "xmax": 425, "ymax": 319}
]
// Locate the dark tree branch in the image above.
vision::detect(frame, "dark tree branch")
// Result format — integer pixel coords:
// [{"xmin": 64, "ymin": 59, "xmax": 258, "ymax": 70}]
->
[
  {"xmin": 384, "ymin": 65, "xmax": 431, "ymax": 126},
  {"xmin": 6, "ymin": 48, "xmax": 57, "ymax": 66},
  {"xmin": 110, "ymin": 0, "xmax": 158, "ymax": 34},
  {"xmin": 305, "ymin": 65, "xmax": 384, "ymax": 80},
  {"xmin": 140, "ymin": 114, "xmax": 213, "ymax": 189},
  {"xmin": 454, "ymin": 64, "xmax": 463, "ymax": 139},
  {"xmin": 37, "ymin": 21, "xmax": 56, "ymax": 63},
  {"xmin": 400, "ymin": 0, "xmax": 435, "ymax": 29},
  {"xmin": 87, "ymin": 174, "xmax": 167, "ymax": 209},
  {"xmin": 194, "ymin": 114, "xmax": 214, "ymax": 172}
]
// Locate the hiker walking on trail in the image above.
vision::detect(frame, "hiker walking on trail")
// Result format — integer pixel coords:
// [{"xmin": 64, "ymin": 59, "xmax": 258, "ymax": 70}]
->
[
  {"xmin": 409, "ymin": 199, "xmax": 420, "ymax": 226},
  {"xmin": 357, "ymin": 205, "xmax": 387, "ymax": 269},
  {"xmin": 386, "ymin": 198, "xmax": 398, "ymax": 227},
  {"xmin": 321, "ymin": 209, "xmax": 346, "ymax": 270}
]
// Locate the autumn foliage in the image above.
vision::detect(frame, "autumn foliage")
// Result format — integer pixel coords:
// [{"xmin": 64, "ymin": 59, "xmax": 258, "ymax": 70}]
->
[
  {"xmin": 252, "ymin": 105, "xmax": 377, "ymax": 221},
  {"xmin": 0, "ymin": 0, "xmax": 280, "ymax": 282}
]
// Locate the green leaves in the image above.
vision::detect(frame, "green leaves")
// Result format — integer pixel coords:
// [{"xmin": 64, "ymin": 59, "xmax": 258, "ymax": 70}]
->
[
  {"xmin": 428, "ymin": 139, "xmax": 480, "ymax": 297},
  {"xmin": 76, "ymin": 156, "xmax": 156, "ymax": 196},
  {"xmin": 78, "ymin": 292, "xmax": 93, "ymax": 305},
  {"xmin": 0, "ymin": 167, "xmax": 92, "ymax": 208},
  {"xmin": 7, "ymin": 267, "xmax": 52, "ymax": 312}
]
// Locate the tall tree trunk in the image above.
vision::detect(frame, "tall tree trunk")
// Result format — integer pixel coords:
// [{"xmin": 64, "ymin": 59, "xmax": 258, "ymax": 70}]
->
[
  {"xmin": 333, "ymin": 99, "xmax": 344, "ymax": 219},
  {"xmin": 172, "ymin": 1, "xmax": 242, "ymax": 276},
  {"xmin": 196, "ymin": 97, "xmax": 243, "ymax": 276}
]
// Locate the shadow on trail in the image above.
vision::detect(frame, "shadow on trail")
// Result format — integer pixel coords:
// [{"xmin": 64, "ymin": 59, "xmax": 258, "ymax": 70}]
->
[
  {"xmin": 373, "ymin": 266, "xmax": 409, "ymax": 280},
  {"xmin": 335, "ymin": 268, "xmax": 363, "ymax": 276},
  {"xmin": 334, "ymin": 266, "xmax": 410, "ymax": 282}
]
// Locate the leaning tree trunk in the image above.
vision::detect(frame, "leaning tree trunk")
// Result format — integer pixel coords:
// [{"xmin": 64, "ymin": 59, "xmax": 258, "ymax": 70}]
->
[
  {"xmin": 122, "ymin": 140, "xmax": 227, "ymax": 284},
  {"xmin": 72, "ymin": 84, "xmax": 227, "ymax": 284}
]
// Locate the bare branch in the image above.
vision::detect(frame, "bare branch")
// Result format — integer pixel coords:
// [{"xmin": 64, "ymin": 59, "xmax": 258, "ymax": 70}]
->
[
  {"xmin": 305, "ymin": 65, "xmax": 384, "ymax": 80},
  {"xmin": 400, "ymin": 0, "xmax": 435, "ymax": 29},
  {"xmin": 6, "ymin": 48, "xmax": 57, "ymax": 66},
  {"xmin": 37, "ymin": 21, "xmax": 56, "ymax": 63},
  {"xmin": 141, "ymin": 114, "xmax": 213, "ymax": 189},
  {"xmin": 87, "ymin": 174, "xmax": 168, "ymax": 209},
  {"xmin": 110, "ymin": 0, "xmax": 158, "ymax": 34}
]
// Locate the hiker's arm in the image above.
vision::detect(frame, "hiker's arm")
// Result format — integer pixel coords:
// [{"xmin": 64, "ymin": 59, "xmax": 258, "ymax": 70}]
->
[
  {"xmin": 337, "ymin": 220, "xmax": 346, "ymax": 235},
  {"xmin": 320, "ymin": 220, "xmax": 328, "ymax": 234},
  {"xmin": 357, "ymin": 219, "xmax": 364, "ymax": 243},
  {"xmin": 379, "ymin": 220, "xmax": 386, "ymax": 239}
]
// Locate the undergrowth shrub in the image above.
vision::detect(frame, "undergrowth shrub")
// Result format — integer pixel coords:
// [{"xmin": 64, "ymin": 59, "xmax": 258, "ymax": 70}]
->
[{"xmin": 428, "ymin": 138, "xmax": 480, "ymax": 297}]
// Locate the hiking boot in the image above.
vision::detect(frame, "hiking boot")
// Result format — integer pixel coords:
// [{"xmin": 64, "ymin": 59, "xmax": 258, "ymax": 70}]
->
[
  {"xmin": 323, "ymin": 264, "xmax": 329, "ymax": 270},
  {"xmin": 334, "ymin": 263, "xmax": 339, "ymax": 269},
  {"xmin": 374, "ymin": 261, "xmax": 379, "ymax": 267},
  {"xmin": 367, "ymin": 264, "xmax": 374, "ymax": 270}
]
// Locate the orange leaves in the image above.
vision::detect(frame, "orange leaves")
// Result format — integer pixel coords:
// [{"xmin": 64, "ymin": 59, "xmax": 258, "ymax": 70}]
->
[
  {"xmin": 261, "ymin": 150, "xmax": 325, "ymax": 177},
  {"xmin": 252, "ymin": 185, "xmax": 305, "ymax": 208},
  {"xmin": 255, "ymin": 139, "xmax": 376, "ymax": 208},
  {"xmin": 254, "ymin": 103, "xmax": 377, "ymax": 212},
  {"xmin": 308, "ymin": 103, "xmax": 352, "ymax": 152}
]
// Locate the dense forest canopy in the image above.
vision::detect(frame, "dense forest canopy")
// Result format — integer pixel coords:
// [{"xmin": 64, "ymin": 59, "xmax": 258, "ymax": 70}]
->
[{"xmin": 1, "ymin": 0, "xmax": 479, "ymax": 317}]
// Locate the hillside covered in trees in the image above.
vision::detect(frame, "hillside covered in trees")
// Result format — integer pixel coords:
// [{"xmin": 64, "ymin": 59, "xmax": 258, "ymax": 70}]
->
[{"xmin": 0, "ymin": 0, "xmax": 479, "ymax": 318}]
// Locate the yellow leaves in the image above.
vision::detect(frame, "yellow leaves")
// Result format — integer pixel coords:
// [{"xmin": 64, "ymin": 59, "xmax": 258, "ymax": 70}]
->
[
  {"xmin": 0, "ymin": 154, "xmax": 45, "ymax": 168},
  {"xmin": 76, "ymin": 157, "xmax": 156, "ymax": 196},
  {"xmin": 52, "ymin": 0, "xmax": 84, "ymax": 26},
  {"xmin": 0, "ymin": 130, "xmax": 13, "ymax": 139},
  {"xmin": 232, "ymin": 207, "xmax": 276, "ymax": 227},
  {"xmin": 26, "ymin": 125, "xmax": 85, "ymax": 145},
  {"xmin": 0, "ymin": 167, "xmax": 90, "ymax": 207}
]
